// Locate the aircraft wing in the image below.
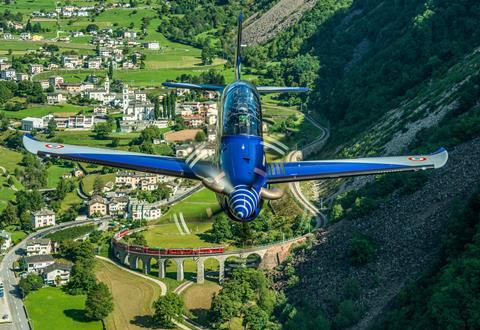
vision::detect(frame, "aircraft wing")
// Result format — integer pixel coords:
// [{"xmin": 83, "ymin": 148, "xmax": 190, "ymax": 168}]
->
[
  {"xmin": 266, "ymin": 148, "xmax": 448, "ymax": 183},
  {"xmin": 23, "ymin": 134, "xmax": 218, "ymax": 180}
]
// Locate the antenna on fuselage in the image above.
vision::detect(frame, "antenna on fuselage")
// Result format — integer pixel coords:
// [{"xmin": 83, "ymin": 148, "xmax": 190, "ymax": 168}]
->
[{"xmin": 235, "ymin": 13, "xmax": 243, "ymax": 81}]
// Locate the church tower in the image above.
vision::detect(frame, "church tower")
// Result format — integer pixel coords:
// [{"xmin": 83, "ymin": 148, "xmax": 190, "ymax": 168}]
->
[
  {"xmin": 104, "ymin": 76, "xmax": 110, "ymax": 94},
  {"xmin": 122, "ymin": 84, "xmax": 129, "ymax": 112}
]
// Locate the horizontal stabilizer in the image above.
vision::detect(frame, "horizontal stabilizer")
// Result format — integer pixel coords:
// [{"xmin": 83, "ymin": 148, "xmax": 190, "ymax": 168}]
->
[
  {"xmin": 257, "ymin": 86, "xmax": 309, "ymax": 93},
  {"xmin": 162, "ymin": 82, "xmax": 225, "ymax": 92}
]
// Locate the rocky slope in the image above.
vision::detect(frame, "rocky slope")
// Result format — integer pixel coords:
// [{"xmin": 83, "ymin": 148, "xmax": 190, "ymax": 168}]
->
[
  {"xmin": 243, "ymin": 0, "xmax": 318, "ymax": 45},
  {"xmin": 276, "ymin": 135, "xmax": 480, "ymax": 328}
]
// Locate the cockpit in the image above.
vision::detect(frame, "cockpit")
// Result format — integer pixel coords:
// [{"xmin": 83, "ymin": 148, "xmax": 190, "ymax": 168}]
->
[{"xmin": 221, "ymin": 82, "xmax": 262, "ymax": 136}]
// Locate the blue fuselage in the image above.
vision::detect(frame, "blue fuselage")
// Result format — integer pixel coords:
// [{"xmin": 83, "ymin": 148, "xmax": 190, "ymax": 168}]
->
[{"xmin": 216, "ymin": 81, "xmax": 266, "ymax": 221}]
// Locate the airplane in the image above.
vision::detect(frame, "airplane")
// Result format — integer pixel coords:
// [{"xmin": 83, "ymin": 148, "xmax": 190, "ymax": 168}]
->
[{"xmin": 23, "ymin": 14, "xmax": 448, "ymax": 222}]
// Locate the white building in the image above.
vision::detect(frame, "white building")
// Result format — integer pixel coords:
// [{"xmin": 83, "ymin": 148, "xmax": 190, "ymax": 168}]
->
[
  {"xmin": 43, "ymin": 263, "xmax": 72, "ymax": 286},
  {"xmin": 16, "ymin": 73, "xmax": 29, "ymax": 81},
  {"xmin": 21, "ymin": 117, "xmax": 44, "ymax": 131},
  {"xmin": 25, "ymin": 254, "xmax": 55, "ymax": 273},
  {"xmin": 108, "ymin": 196, "xmax": 129, "ymax": 216},
  {"xmin": 29, "ymin": 64, "xmax": 44, "ymax": 75},
  {"xmin": 1, "ymin": 69, "xmax": 16, "ymax": 80},
  {"xmin": 30, "ymin": 208, "xmax": 56, "ymax": 229},
  {"xmin": 123, "ymin": 31, "xmax": 137, "ymax": 39},
  {"xmin": 47, "ymin": 93, "xmax": 67, "ymax": 104},
  {"xmin": 128, "ymin": 199, "xmax": 162, "ymax": 221},
  {"xmin": 143, "ymin": 42, "xmax": 160, "ymax": 50},
  {"xmin": 26, "ymin": 238, "xmax": 52, "ymax": 256}
]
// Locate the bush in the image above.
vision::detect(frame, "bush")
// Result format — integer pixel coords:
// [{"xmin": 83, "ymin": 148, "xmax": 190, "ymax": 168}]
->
[{"xmin": 348, "ymin": 235, "xmax": 376, "ymax": 266}]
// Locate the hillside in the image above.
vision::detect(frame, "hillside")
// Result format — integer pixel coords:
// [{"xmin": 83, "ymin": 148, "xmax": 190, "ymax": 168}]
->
[
  {"xmin": 255, "ymin": 0, "xmax": 480, "ymax": 328},
  {"xmin": 243, "ymin": 0, "xmax": 318, "ymax": 45},
  {"xmin": 275, "ymin": 135, "xmax": 480, "ymax": 328}
]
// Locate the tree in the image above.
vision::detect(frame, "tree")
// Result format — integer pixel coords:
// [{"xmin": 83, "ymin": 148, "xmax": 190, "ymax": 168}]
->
[
  {"xmin": 86, "ymin": 24, "xmax": 99, "ymax": 32},
  {"xmin": 211, "ymin": 214, "xmax": 232, "ymax": 243},
  {"xmin": 108, "ymin": 61, "xmax": 114, "ymax": 79},
  {"xmin": 201, "ymin": 44, "xmax": 215, "ymax": 65},
  {"xmin": 0, "ymin": 111, "xmax": 9, "ymax": 131},
  {"xmin": 67, "ymin": 259, "xmax": 97, "ymax": 294},
  {"xmin": 347, "ymin": 235, "xmax": 376, "ymax": 266},
  {"xmin": 243, "ymin": 305, "xmax": 270, "ymax": 330},
  {"xmin": 152, "ymin": 292, "xmax": 184, "ymax": 328},
  {"xmin": 93, "ymin": 122, "xmax": 112, "ymax": 139},
  {"xmin": 46, "ymin": 118, "xmax": 57, "ymax": 136},
  {"xmin": 85, "ymin": 282, "xmax": 114, "ymax": 320},
  {"xmin": 0, "ymin": 202, "xmax": 18, "ymax": 227},
  {"xmin": 18, "ymin": 273, "xmax": 44, "ymax": 297},
  {"xmin": 93, "ymin": 176, "xmax": 105, "ymax": 194},
  {"xmin": 195, "ymin": 130, "xmax": 206, "ymax": 142}
]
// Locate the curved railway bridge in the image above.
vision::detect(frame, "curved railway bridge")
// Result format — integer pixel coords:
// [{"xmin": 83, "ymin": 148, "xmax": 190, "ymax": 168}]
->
[{"xmin": 111, "ymin": 229, "xmax": 308, "ymax": 284}]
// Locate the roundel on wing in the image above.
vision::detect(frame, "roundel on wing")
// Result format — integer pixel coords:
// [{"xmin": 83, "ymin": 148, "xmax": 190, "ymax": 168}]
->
[
  {"xmin": 45, "ymin": 143, "xmax": 64, "ymax": 149},
  {"xmin": 408, "ymin": 156, "xmax": 427, "ymax": 162}
]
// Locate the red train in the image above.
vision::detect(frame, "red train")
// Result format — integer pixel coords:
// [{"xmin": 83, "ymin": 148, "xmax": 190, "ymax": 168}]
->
[{"xmin": 112, "ymin": 231, "xmax": 224, "ymax": 256}]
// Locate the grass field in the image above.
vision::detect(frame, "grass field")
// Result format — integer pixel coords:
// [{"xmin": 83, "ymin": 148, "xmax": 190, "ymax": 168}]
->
[
  {"xmin": 142, "ymin": 189, "xmax": 221, "ymax": 249},
  {"xmin": 95, "ymin": 258, "xmax": 162, "ymax": 330},
  {"xmin": 82, "ymin": 172, "xmax": 116, "ymax": 195},
  {"xmin": 24, "ymin": 287, "xmax": 102, "ymax": 330},
  {"xmin": 0, "ymin": 147, "xmax": 24, "ymax": 211},
  {"xmin": 47, "ymin": 164, "xmax": 74, "ymax": 188},
  {"xmin": 182, "ymin": 281, "xmax": 221, "ymax": 325},
  {"xmin": 0, "ymin": 104, "xmax": 88, "ymax": 119}
]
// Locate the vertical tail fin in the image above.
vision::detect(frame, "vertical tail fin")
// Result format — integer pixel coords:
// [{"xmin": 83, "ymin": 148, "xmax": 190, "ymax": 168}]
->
[{"xmin": 235, "ymin": 13, "xmax": 243, "ymax": 81}]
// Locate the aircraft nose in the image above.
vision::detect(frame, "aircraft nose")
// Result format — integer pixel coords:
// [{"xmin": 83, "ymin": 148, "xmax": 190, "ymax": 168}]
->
[{"xmin": 228, "ymin": 186, "xmax": 259, "ymax": 221}]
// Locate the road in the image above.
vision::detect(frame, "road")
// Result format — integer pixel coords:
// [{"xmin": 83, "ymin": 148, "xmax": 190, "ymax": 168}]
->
[
  {"xmin": 287, "ymin": 114, "xmax": 330, "ymax": 229},
  {"xmin": 0, "ymin": 220, "xmax": 98, "ymax": 330}
]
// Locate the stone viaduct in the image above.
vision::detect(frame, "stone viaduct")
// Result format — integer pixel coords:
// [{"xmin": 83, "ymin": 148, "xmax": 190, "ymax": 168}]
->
[{"xmin": 112, "ymin": 231, "xmax": 309, "ymax": 284}]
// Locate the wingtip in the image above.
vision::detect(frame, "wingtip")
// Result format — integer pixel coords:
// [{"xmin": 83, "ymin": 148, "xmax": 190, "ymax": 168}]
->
[{"xmin": 432, "ymin": 147, "xmax": 448, "ymax": 169}]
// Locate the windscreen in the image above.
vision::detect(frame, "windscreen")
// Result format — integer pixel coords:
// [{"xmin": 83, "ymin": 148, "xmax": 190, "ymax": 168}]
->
[{"xmin": 222, "ymin": 84, "xmax": 261, "ymax": 136}]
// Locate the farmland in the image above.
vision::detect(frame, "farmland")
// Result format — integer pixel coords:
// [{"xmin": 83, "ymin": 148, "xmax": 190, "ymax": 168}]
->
[
  {"xmin": 94, "ymin": 257, "xmax": 162, "ymax": 330},
  {"xmin": 24, "ymin": 287, "xmax": 102, "ymax": 330}
]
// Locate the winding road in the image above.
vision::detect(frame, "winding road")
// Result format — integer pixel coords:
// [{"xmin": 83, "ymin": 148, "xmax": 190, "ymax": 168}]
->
[{"xmin": 286, "ymin": 114, "xmax": 330, "ymax": 229}]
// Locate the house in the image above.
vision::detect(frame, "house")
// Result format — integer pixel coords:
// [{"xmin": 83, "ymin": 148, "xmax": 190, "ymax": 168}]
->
[
  {"xmin": 30, "ymin": 208, "xmax": 55, "ymax": 229},
  {"xmin": 25, "ymin": 254, "xmax": 55, "ymax": 273},
  {"xmin": 16, "ymin": 73, "xmax": 29, "ymax": 81},
  {"xmin": 87, "ymin": 58, "xmax": 102, "ymax": 69},
  {"xmin": 38, "ymin": 80, "xmax": 50, "ymax": 90},
  {"xmin": 47, "ymin": 92, "xmax": 67, "ymax": 104},
  {"xmin": 108, "ymin": 196, "xmax": 129, "ymax": 216},
  {"xmin": 29, "ymin": 64, "xmax": 44, "ymax": 75},
  {"xmin": 128, "ymin": 199, "xmax": 162, "ymax": 221},
  {"xmin": 115, "ymin": 172, "xmax": 162, "ymax": 191},
  {"xmin": 21, "ymin": 117, "xmax": 44, "ymax": 131},
  {"xmin": 20, "ymin": 32, "xmax": 31, "ymax": 40},
  {"xmin": 122, "ymin": 102, "xmax": 155, "ymax": 121},
  {"xmin": 48, "ymin": 63, "xmax": 59, "ymax": 71},
  {"xmin": 43, "ymin": 263, "xmax": 72, "ymax": 286},
  {"xmin": 123, "ymin": 31, "xmax": 137, "ymax": 39},
  {"xmin": 93, "ymin": 106, "xmax": 108, "ymax": 116},
  {"xmin": 48, "ymin": 76, "xmax": 64, "ymax": 87},
  {"xmin": 207, "ymin": 127, "xmax": 216, "ymax": 142},
  {"xmin": 143, "ymin": 42, "xmax": 160, "ymax": 50},
  {"xmin": 88, "ymin": 195, "xmax": 107, "ymax": 217},
  {"xmin": 0, "ymin": 230, "xmax": 11, "ymax": 253},
  {"xmin": 73, "ymin": 168, "xmax": 84, "ymax": 177},
  {"xmin": 26, "ymin": 238, "xmax": 52, "ymax": 256},
  {"xmin": 182, "ymin": 115, "xmax": 205, "ymax": 128},
  {"xmin": 176, "ymin": 144, "xmax": 194, "ymax": 157},
  {"xmin": 59, "ymin": 83, "xmax": 83, "ymax": 94},
  {"xmin": 1, "ymin": 69, "xmax": 16, "ymax": 80},
  {"xmin": 0, "ymin": 62, "xmax": 11, "ymax": 70},
  {"xmin": 3, "ymin": 33, "xmax": 13, "ymax": 40}
]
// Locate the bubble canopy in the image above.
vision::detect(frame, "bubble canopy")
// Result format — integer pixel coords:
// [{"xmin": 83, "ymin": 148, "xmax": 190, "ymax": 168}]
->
[{"xmin": 221, "ymin": 81, "xmax": 262, "ymax": 137}]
